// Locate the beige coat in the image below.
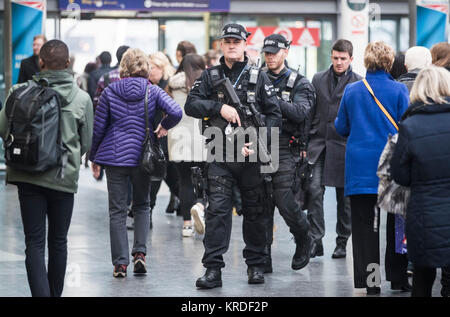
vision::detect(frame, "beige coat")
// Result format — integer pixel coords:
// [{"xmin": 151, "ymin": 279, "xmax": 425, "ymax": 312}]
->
[{"xmin": 167, "ymin": 72, "xmax": 206, "ymax": 162}]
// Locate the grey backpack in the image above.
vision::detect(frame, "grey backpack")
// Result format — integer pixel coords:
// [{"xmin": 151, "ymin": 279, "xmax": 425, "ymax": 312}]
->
[{"xmin": 3, "ymin": 78, "xmax": 67, "ymax": 176}]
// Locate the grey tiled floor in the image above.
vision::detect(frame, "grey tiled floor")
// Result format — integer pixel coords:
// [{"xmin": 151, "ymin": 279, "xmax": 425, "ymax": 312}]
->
[{"xmin": 0, "ymin": 167, "xmax": 442, "ymax": 297}]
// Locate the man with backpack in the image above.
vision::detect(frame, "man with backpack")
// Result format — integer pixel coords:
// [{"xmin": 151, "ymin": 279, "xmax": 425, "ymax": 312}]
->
[{"xmin": 0, "ymin": 39, "xmax": 93, "ymax": 297}]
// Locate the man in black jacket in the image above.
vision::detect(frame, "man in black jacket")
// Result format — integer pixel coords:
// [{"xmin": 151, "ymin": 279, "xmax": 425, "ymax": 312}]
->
[
  {"xmin": 261, "ymin": 34, "xmax": 315, "ymax": 272},
  {"xmin": 306, "ymin": 39, "xmax": 361, "ymax": 259},
  {"xmin": 87, "ymin": 51, "xmax": 113, "ymax": 100},
  {"xmin": 185, "ymin": 23, "xmax": 282, "ymax": 289},
  {"xmin": 17, "ymin": 35, "xmax": 46, "ymax": 84}
]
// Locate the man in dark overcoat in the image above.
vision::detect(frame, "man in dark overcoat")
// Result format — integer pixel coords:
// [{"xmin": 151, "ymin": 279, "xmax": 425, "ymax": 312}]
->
[{"xmin": 306, "ymin": 39, "xmax": 362, "ymax": 259}]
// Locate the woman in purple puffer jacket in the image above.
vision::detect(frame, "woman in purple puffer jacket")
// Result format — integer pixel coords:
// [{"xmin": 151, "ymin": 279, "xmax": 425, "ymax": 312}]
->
[{"xmin": 89, "ymin": 48, "xmax": 182, "ymax": 278}]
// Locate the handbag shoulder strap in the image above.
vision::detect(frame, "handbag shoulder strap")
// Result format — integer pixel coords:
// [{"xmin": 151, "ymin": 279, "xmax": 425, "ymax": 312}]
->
[
  {"xmin": 143, "ymin": 83, "xmax": 150, "ymax": 144},
  {"xmin": 363, "ymin": 78, "xmax": 399, "ymax": 131}
]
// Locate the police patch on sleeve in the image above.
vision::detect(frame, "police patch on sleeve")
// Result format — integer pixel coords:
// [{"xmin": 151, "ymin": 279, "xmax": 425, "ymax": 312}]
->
[
  {"xmin": 264, "ymin": 84, "xmax": 275, "ymax": 97},
  {"xmin": 192, "ymin": 80, "xmax": 202, "ymax": 90}
]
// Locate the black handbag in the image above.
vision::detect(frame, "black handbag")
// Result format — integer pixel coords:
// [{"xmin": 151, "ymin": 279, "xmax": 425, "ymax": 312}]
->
[{"xmin": 139, "ymin": 84, "xmax": 167, "ymax": 180}]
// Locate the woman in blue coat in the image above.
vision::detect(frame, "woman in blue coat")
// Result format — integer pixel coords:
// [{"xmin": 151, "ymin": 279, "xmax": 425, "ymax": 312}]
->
[
  {"xmin": 335, "ymin": 41, "xmax": 409, "ymax": 295},
  {"xmin": 391, "ymin": 66, "xmax": 450, "ymax": 297}
]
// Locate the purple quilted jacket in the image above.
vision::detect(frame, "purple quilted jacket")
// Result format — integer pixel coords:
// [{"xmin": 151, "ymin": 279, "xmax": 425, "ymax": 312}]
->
[{"xmin": 89, "ymin": 77, "xmax": 182, "ymax": 167}]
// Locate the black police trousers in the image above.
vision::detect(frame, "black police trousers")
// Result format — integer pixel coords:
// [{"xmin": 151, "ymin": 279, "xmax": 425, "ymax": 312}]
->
[
  {"xmin": 266, "ymin": 142, "xmax": 310, "ymax": 248},
  {"xmin": 202, "ymin": 161, "xmax": 271, "ymax": 269}
]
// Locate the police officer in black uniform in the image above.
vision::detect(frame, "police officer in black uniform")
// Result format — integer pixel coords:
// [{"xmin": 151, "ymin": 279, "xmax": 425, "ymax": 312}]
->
[
  {"xmin": 185, "ymin": 23, "xmax": 282, "ymax": 289},
  {"xmin": 261, "ymin": 34, "xmax": 316, "ymax": 272}
]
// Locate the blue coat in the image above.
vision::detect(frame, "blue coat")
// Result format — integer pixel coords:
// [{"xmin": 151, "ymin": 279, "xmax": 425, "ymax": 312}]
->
[
  {"xmin": 391, "ymin": 99, "xmax": 450, "ymax": 268},
  {"xmin": 335, "ymin": 70, "xmax": 409, "ymax": 196}
]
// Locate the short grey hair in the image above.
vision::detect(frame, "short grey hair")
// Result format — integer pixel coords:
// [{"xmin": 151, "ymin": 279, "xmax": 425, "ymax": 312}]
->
[{"xmin": 405, "ymin": 46, "xmax": 432, "ymax": 71}]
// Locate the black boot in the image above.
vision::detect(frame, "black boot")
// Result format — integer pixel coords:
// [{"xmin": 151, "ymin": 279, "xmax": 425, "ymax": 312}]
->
[
  {"xmin": 247, "ymin": 266, "xmax": 265, "ymax": 284},
  {"xmin": 196, "ymin": 268, "xmax": 222, "ymax": 289},
  {"xmin": 264, "ymin": 245, "xmax": 273, "ymax": 274},
  {"xmin": 292, "ymin": 234, "xmax": 313, "ymax": 270},
  {"xmin": 310, "ymin": 239, "xmax": 324, "ymax": 258},
  {"xmin": 166, "ymin": 194, "xmax": 180, "ymax": 214},
  {"xmin": 332, "ymin": 243, "xmax": 347, "ymax": 259}
]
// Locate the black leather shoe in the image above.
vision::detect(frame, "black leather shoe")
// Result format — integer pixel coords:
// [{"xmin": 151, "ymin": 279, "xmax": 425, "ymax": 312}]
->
[
  {"xmin": 310, "ymin": 240, "xmax": 324, "ymax": 258},
  {"xmin": 166, "ymin": 194, "xmax": 180, "ymax": 214},
  {"xmin": 391, "ymin": 281, "xmax": 412, "ymax": 292},
  {"xmin": 332, "ymin": 244, "xmax": 346, "ymax": 259},
  {"xmin": 366, "ymin": 286, "xmax": 381, "ymax": 296},
  {"xmin": 247, "ymin": 266, "xmax": 265, "ymax": 284},
  {"xmin": 196, "ymin": 268, "xmax": 222, "ymax": 289},
  {"xmin": 292, "ymin": 235, "xmax": 313, "ymax": 270}
]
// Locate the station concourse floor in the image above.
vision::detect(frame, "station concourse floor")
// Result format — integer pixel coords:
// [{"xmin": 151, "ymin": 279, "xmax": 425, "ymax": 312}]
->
[{"xmin": 0, "ymin": 167, "xmax": 442, "ymax": 297}]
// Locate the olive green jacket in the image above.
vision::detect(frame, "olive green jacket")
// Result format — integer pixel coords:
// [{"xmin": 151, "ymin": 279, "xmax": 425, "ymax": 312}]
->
[{"xmin": 0, "ymin": 70, "xmax": 93, "ymax": 193}]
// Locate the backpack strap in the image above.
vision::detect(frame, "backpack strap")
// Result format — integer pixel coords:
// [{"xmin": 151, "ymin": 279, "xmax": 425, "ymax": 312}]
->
[{"xmin": 363, "ymin": 78, "xmax": 399, "ymax": 131}]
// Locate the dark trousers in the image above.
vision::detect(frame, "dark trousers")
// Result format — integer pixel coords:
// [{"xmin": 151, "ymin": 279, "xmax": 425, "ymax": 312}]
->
[
  {"xmin": 150, "ymin": 161, "xmax": 179, "ymax": 209},
  {"xmin": 270, "ymin": 145, "xmax": 310, "ymax": 243},
  {"xmin": 176, "ymin": 161, "xmax": 206, "ymax": 221},
  {"xmin": 350, "ymin": 194, "xmax": 380, "ymax": 289},
  {"xmin": 105, "ymin": 166, "xmax": 151, "ymax": 266},
  {"xmin": 306, "ymin": 151, "xmax": 351, "ymax": 246},
  {"xmin": 412, "ymin": 266, "xmax": 436, "ymax": 297},
  {"xmin": 385, "ymin": 213, "xmax": 409, "ymax": 287},
  {"xmin": 202, "ymin": 162, "xmax": 270, "ymax": 269},
  {"xmin": 17, "ymin": 182, "xmax": 74, "ymax": 297}
]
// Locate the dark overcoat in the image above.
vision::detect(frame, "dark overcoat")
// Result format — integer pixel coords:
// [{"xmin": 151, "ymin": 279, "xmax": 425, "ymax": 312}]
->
[{"xmin": 307, "ymin": 65, "xmax": 362, "ymax": 187}]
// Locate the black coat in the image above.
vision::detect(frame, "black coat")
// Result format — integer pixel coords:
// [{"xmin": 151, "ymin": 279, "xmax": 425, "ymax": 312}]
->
[
  {"xmin": 185, "ymin": 56, "xmax": 282, "ymax": 143},
  {"xmin": 264, "ymin": 67, "xmax": 315, "ymax": 142},
  {"xmin": 87, "ymin": 65, "xmax": 113, "ymax": 100},
  {"xmin": 17, "ymin": 55, "xmax": 40, "ymax": 84},
  {"xmin": 391, "ymin": 99, "xmax": 450, "ymax": 268},
  {"xmin": 308, "ymin": 65, "xmax": 362, "ymax": 187}
]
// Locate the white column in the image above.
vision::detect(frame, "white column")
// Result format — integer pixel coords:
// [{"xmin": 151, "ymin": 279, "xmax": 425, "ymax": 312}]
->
[{"xmin": 340, "ymin": 0, "xmax": 369, "ymax": 76}]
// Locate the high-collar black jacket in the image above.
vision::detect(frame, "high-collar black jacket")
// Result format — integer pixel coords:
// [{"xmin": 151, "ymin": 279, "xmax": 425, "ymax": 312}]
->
[
  {"xmin": 17, "ymin": 54, "xmax": 40, "ymax": 84},
  {"xmin": 390, "ymin": 98, "xmax": 450, "ymax": 268},
  {"xmin": 264, "ymin": 66, "xmax": 315, "ymax": 141},
  {"xmin": 185, "ymin": 55, "xmax": 282, "ymax": 143}
]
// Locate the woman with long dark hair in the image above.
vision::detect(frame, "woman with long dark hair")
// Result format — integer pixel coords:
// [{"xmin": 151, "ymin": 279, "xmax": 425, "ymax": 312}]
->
[{"xmin": 167, "ymin": 54, "xmax": 207, "ymax": 237}]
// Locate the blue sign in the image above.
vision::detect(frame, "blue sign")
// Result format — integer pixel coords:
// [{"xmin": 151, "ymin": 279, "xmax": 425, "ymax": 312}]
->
[
  {"xmin": 12, "ymin": 2, "xmax": 44, "ymax": 84},
  {"xmin": 417, "ymin": 3, "xmax": 448, "ymax": 48},
  {"xmin": 58, "ymin": 0, "xmax": 230, "ymax": 12}
]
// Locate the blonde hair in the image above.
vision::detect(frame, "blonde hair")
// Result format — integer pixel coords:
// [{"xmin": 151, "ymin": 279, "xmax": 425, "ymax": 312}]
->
[
  {"xmin": 149, "ymin": 51, "xmax": 176, "ymax": 80},
  {"xmin": 430, "ymin": 42, "xmax": 450, "ymax": 68},
  {"xmin": 410, "ymin": 65, "xmax": 450, "ymax": 105},
  {"xmin": 119, "ymin": 48, "xmax": 150, "ymax": 78},
  {"xmin": 364, "ymin": 41, "xmax": 395, "ymax": 73}
]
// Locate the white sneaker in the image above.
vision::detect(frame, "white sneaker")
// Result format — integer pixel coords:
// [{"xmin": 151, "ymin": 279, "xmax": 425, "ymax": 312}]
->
[
  {"xmin": 182, "ymin": 225, "xmax": 194, "ymax": 237},
  {"xmin": 191, "ymin": 203, "xmax": 205, "ymax": 234}
]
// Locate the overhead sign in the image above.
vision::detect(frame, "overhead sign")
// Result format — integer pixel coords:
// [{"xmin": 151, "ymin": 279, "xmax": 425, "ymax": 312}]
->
[
  {"xmin": 416, "ymin": 0, "xmax": 449, "ymax": 48},
  {"xmin": 58, "ymin": 0, "xmax": 230, "ymax": 12},
  {"xmin": 246, "ymin": 27, "xmax": 320, "ymax": 47},
  {"xmin": 12, "ymin": 1, "xmax": 45, "ymax": 84}
]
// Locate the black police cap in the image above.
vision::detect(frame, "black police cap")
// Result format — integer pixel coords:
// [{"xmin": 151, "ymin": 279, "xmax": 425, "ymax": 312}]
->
[
  {"xmin": 218, "ymin": 23, "xmax": 250, "ymax": 41},
  {"xmin": 262, "ymin": 34, "xmax": 291, "ymax": 54}
]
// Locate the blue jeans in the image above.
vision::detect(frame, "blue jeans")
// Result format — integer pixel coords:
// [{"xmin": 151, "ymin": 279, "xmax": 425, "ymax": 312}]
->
[
  {"xmin": 17, "ymin": 182, "xmax": 74, "ymax": 297},
  {"xmin": 105, "ymin": 166, "xmax": 151, "ymax": 266}
]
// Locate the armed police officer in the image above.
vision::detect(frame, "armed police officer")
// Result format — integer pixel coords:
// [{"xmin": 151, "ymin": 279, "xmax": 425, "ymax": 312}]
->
[
  {"xmin": 185, "ymin": 23, "xmax": 282, "ymax": 289},
  {"xmin": 261, "ymin": 34, "xmax": 315, "ymax": 272}
]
